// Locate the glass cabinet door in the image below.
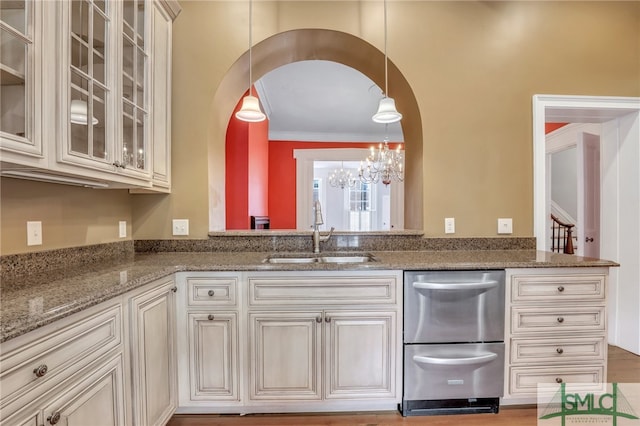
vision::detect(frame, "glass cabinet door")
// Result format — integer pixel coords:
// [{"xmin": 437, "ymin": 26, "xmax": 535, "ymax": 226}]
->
[
  {"xmin": 121, "ymin": 0, "xmax": 148, "ymax": 173},
  {"xmin": 0, "ymin": 0, "xmax": 40, "ymax": 156},
  {"xmin": 68, "ymin": 0, "xmax": 110, "ymax": 164}
]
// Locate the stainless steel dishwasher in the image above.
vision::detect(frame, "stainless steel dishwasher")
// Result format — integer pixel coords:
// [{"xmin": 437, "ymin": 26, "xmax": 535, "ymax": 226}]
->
[{"xmin": 401, "ymin": 270, "xmax": 505, "ymax": 416}]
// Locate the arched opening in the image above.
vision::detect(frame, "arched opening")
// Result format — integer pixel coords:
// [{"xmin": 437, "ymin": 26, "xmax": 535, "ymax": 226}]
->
[{"xmin": 208, "ymin": 29, "xmax": 422, "ymax": 231}]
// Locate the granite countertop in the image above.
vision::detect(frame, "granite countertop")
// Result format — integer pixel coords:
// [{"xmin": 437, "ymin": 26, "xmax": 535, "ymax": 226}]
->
[{"xmin": 0, "ymin": 249, "xmax": 617, "ymax": 343}]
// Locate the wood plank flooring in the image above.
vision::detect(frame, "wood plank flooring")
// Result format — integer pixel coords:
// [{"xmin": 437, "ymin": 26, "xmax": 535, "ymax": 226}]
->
[{"xmin": 168, "ymin": 345, "xmax": 639, "ymax": 426}]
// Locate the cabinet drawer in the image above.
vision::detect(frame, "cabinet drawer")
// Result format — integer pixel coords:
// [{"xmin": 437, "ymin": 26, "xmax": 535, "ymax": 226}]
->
[
  {"xmin": 509, "ymin": 365, "xmax": 604, "ymax": 396},
  {"xmin": 510, "ymin": 336, "xmax": 606, "ymax": 364},
  {"xmin": 187, "ymin": 277, "xmax": 237, "ymax": 307},
  {"xmin": 511, "ymin": 306, "xmax": 605, "ymax": 334},
  {"xmin": 511, "ymin": 274, "xmax": 605, "ymax": 303},
  {"xmin": 248, "ymin": 276, "xmax": 397, "ymax": 306},
  {"xmin": 0, "ymin": 304, "xmax": 122, "ymax": 408}
]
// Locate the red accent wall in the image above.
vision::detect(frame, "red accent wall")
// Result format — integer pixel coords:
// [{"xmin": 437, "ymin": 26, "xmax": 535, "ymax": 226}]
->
[
  {"xmin": 225, "ymin": 91, "xmax": 269, "ymax": 229},
  {"xmin": 268, "ymin": 141, "xmax": 378, "ymax": 229},
  {"xmin": 545, "ymin": 123, "xmax": 569, "ymax": 134}
]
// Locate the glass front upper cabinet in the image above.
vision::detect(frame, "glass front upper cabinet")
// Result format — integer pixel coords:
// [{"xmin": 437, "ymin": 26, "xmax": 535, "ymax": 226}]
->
[
  {"xmin": 68, "ymin": 0, "xmax": 110, "ymax": 164},
  {"xmin": 0, "ymin": 0, "xmax": 40, "ymax": 156},
  {"xmin": 121, "ymin": 0, "xmax": 148, "ymax": 173}
]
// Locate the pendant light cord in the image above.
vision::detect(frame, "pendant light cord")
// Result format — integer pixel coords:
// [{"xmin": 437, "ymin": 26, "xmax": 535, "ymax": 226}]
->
[
  {"xmin": 248, "ymin": 0, "xmax": 253, "ymax": 97},
  {"xmin": 383, "ymin": 0, "xmax": 388, "ymax": 98}
]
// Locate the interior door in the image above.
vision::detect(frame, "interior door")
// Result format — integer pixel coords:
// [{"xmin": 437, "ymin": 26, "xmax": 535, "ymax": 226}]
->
[{"xmin": 577, "ymin": 132, "xmax": 601, "ymax": 258}]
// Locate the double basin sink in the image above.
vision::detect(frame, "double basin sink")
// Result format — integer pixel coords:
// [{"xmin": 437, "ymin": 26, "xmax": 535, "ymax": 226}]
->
[{"xmin": 263, "ymin": 253, "xmax": 377, "ymax": 264}]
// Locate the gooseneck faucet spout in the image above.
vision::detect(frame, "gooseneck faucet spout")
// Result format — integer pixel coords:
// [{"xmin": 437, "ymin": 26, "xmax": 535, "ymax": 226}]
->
[{"xmin": 313, "ymin": 201, "xmax": 334, "ymax": 253}]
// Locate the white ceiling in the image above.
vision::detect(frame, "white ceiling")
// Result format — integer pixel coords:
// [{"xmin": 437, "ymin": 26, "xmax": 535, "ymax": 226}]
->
[{"xmin": 254, "ymin": 60, "xmax": 404, "ymax": 143}]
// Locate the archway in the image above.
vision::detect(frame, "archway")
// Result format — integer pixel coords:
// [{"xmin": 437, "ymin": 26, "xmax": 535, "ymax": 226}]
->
[{"xmin": 207, "ymin": 29, "xmax": 423, "ymax": 231}]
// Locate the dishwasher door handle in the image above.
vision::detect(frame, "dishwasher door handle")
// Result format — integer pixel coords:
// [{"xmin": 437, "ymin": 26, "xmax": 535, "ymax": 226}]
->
[
  {"xmin": 413, "ymin": 352, "xmax": 498, "ymax": 366},
  {"xmin": 412, "ymin": 280, "xmax": 499, "ymax": 291}
]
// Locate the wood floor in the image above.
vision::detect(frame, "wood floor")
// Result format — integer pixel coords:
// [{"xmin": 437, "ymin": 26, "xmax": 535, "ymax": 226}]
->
[{"xmin": 168, "ymin": 345, "xmax": 639, "ymax": 426}]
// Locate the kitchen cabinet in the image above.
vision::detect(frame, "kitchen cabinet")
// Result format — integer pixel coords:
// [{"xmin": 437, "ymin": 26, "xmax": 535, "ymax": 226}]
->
[
  {"xmin": 0, "ymin": 0, "xmax": 44, "ymax": 167},
  {"xmin": 175, "ymin": 273, "xmax": 241, "ymax": 409},
  {"xmin": 0, "ymin": 300, "xmax": 127, "ymax": 426},
  {"xmin": 246, "ymin": 271, "xmax": 402, "ymax": 409},
  {"xmin": 503, "ymin": 268, "xmax": 608, "ymax": 403},
  {"xmin": 0, "ymin": 0, "xmax": 180, "ymax": 190},
  {"xmin": 127, "ymin": 276, "xmax": 178, "ymax": 426}
]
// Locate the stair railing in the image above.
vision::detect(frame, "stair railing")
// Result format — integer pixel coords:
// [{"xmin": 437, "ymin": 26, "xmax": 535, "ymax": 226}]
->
[{"xmin": 550, "ymin": 214, "xmax": 575, "ymax": 254}]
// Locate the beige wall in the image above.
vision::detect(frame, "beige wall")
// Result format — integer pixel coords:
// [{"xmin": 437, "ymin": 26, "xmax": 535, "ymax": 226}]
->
[{"xmin": 2, "ymin": 1, "xmax": 639, "ymax": 254}]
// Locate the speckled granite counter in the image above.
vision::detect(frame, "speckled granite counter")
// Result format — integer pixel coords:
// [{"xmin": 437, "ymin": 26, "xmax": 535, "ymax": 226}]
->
[{"xmin": 0, "ymin": 249, "xmax": 617, "ymax": 343}]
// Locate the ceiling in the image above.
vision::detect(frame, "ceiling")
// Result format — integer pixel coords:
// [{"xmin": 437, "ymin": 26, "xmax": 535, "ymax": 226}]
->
[{"xmin": 254, "ymin": 60, "xmax": 404, "ymax": 143}]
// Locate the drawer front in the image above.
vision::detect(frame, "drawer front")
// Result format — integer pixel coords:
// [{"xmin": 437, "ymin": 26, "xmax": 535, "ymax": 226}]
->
[
  {"xmin": 510, "ymin": 336, "xmax": 606, "ymax": 364},
  {"xmin": 512, "ymin": 274, "xmax": 605, "ymax": 303},
  {"xmin": 511, "ymin": 306, "xmax": 605, "ymax": 334},
  {"xmin": 509, "ymin": 365, "xmax": 604, "ymax": 396},
  {"xmin": 187, "ymin": 277, "xmax": 237, "ymax": 307},
  {"xmin": 0, "ymin": 304, "xmax": 122, "ymax": 408},
  {"xmin": 248, "ymin": 276, "xmax": 397, "ymax": 306}
]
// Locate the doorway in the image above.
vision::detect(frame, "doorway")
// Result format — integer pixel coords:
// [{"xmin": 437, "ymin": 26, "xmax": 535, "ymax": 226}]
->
[{"xmin": 533, "ymin": 94, "xmax": 640, "ymax": 354}]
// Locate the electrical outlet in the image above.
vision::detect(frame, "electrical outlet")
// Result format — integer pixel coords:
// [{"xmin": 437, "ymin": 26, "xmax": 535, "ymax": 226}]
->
[
  {"xmin": 445, "ymin": 217, "xmax": 455, "ymax": 234},
  {"xmin": 172, "ymin": 219, "xmax": 189, "ymax": 236},
  {"xmin": 27, "ymin": 221, "xmax": 43, "ymax": 246},
  {"xmin": 119, "ymin": 221, "xmax": 127, "ymax": 238},
  {"xmin": 498, "ymin": 218, "xmax": 513, "ymax": 234}
]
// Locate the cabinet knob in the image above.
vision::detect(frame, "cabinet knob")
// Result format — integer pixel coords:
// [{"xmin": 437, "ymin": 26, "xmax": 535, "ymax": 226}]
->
[
  {"xmin": 208, "ymin": 314, "xmax": 215, "ymax": 321},
  {"xmin": 557, "ymin": 286, "xmax": 565, "ymax": 292},
  {"xmin": 171, "ymin": 286, "xmax": 177, "ymax": 292},
  {"xmin": 316, "ymin": 316, "xmax": 322, "ymax": 323},
  {"xmin": 208, "ymin": 290, "xmax": 215, "ymax": 296},
  {"xmin": 33, "ymin": 364, "xmax": 48, "ymax": 378},
  {"xmin": 47, "ymin": 412, "xmax": 61, "ymax": 425},
  {"xmin": 325, "ymin": 316, "xmax": 331, "ymax": 323},
  {"xmin": 557, "ymin": 317, "xmax": 565, "ymax": 323},
  {"xmin": 555, "ymin": 377, "xmax": 563, "ymax": 383},
  {"xmin": 556, "ymin": 348, "xmax": 564, "ymax": 354}
]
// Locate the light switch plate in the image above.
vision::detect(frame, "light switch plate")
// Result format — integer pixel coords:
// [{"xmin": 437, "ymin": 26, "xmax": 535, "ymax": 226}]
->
[
  {"xmin": 444, "ymin": 217, "xmax": 455, "ymax": 234},
  {"xmin": 172, "ymin": 219, "xmax": 189, "ymax": 236},
  {"xmin": 498, "ymin": 218, "xmax": 513, "ymax": 234},
  {"xmin": 119, "ymin": 221, "xmax": 127, "ymax": 238},
  {"xmin": 27, "ymin": 221, "xmax": 43, "ymax": 246}
]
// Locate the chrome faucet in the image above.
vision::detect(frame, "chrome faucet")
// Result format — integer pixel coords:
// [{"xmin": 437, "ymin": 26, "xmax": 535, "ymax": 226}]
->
[{"xmin": 313, "ymin": 201, "xmax": 334, "ymax": 253}]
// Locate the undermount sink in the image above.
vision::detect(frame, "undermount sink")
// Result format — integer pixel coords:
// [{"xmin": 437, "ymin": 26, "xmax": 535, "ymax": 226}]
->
[{"xmin": 263, "ymin": 253, "xmax": 377, "ymax": 264}]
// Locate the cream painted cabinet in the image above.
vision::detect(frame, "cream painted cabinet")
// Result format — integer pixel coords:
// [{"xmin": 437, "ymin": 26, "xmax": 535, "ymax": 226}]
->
[
  {"xmin": 0, "ymin": 301, "xmax": 126, "ymax": 426},
  {"xmin": 0, "ymin": 0, "xmax": 45, "ymax": 167},
  {"xmin": 246, "ymin": 271, "xmax": 402, "ymax": 410},
  {"xmin": 503, "ymin": 268, "xmax": 608, "ymax": 404},
  {"xmin": 128, "ymin": 277, "xmax": 178, "ymax": 425},
  {"xmin": 0, "ymin": 0, "xmax": 179, "ymax": 190},
  {"xmin": 175, "ymin": 273, "xmax": 242, "ymax": 410}
]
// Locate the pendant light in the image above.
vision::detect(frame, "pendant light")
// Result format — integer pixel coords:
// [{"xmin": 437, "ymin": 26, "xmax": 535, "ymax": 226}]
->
[
  {"xmin": 372, "ymin": 0, "xmax": 402, "ymax": 124},
  {"xmin": 236, "ymin": 0, "xmax": 266, "ymax": 122}
]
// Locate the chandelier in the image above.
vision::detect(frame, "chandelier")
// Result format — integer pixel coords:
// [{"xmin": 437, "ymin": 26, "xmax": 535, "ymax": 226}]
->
[
  {"xmin": 329, "ymin": 162, "xmax": 356, "ymax": 189},
  {"xmin": 359, "ymin": 135, "xmax": 404, "ymax": 186}
]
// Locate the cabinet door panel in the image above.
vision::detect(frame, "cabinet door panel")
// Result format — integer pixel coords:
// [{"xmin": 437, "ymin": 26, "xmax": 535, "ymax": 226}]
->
[
  {"xmin": 249, "ymin": 312, "xmax": 322, "ymax": 400},
  {"xmin": 129, "ymin": 280, "xmax": 177, "ymax": 426},
  {"xmin": 188, "ymin": 313, "xmax": 238, "ymax": 401},
  {"xmin": 325, "ymin": 311, "xmax": 396, "ymax": 399},
  {"xmin": 42, "ymin": 354, "xmax": 125, "ymax": 426}
]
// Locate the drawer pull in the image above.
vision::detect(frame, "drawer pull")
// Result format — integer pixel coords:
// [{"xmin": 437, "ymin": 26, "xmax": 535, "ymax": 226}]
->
[
  {"xmin": 33, "ymin": 364, "xmax": 48, "ymax": 378},
  {"xmin": 316, "ymin": 316, "xmax": 322, "ymax": 323},
  {"xmin": 325, "ymin": 316, "xmax": 331, "ymax": 323},
  {"xmin": 171, "ymin": 286, "xmax": 177, "ymax": 292},
  {"xmin": 558, "ymin": 286, "xmax": 565, "ymax": 292},
  {"xmin": 208, "ymin": 290, "xmax": 215, "ymax": 296},
  {"xmin": 208, "ymin": 314, "xmax": 215, "ymax": 320},
  {"xmin": 556, "ymin": 348, "xmax": 564, "ymax": 354},
  {"xmin": 47, "ymin": 412, "xmax": 61, "ymax": 425},
  {"xmin": 555, "ymin": 377, "xmax": 563, "ymax": 383},
  {"xmin": 557, "ymin": 317, "xmax": 565, "ymax": 323}
]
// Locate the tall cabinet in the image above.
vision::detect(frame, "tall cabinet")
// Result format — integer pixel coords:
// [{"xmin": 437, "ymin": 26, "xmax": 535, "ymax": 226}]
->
[{"xmin": 0, "ymin": 0, "xmax": 179, "ymax": 191}]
